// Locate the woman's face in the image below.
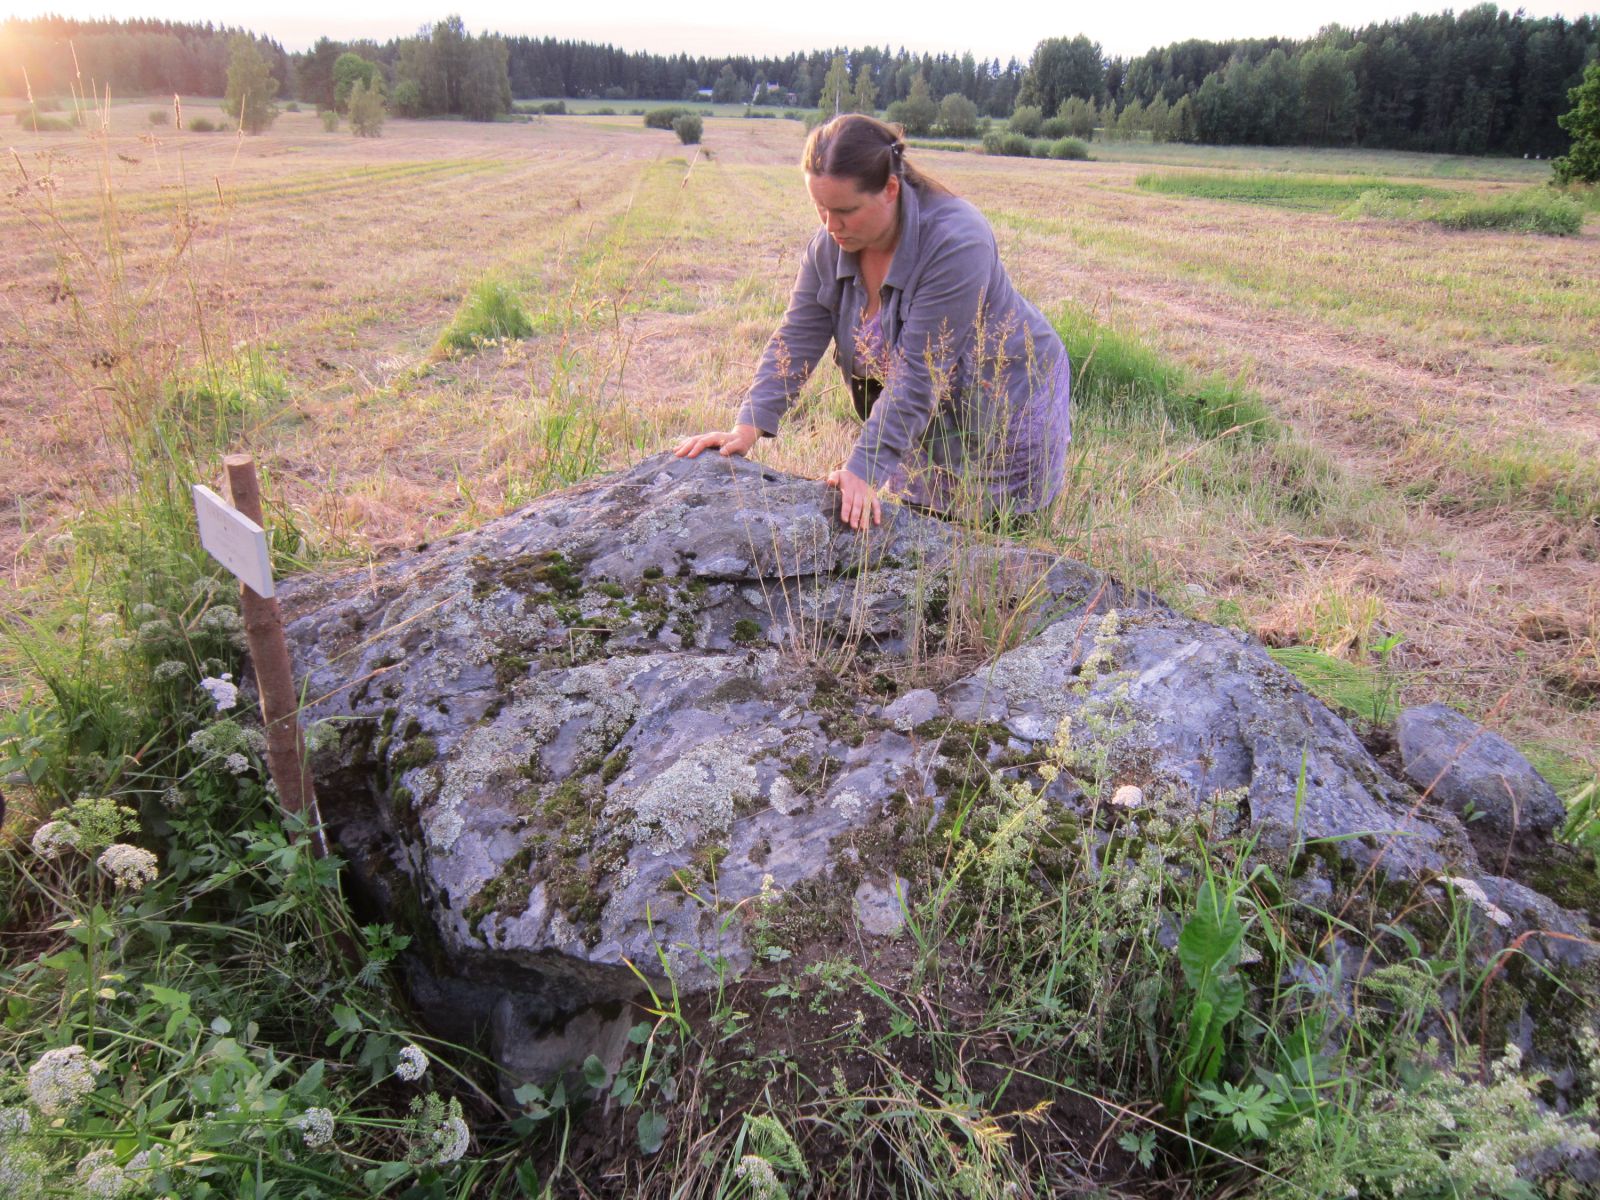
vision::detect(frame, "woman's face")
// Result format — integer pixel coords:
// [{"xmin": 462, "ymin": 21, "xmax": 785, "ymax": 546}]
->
[{"xmin": 806, "ymin": 172, "xmax": 900, "ymax": 254}]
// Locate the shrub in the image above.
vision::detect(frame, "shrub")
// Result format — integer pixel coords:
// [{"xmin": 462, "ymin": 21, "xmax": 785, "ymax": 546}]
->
[
  {"xmin": 1427, "ymin": 187, "xmax": 1584, "ymax": 235},
  {"xmin": 981, "ymin": 130, "xmax": 1036, "ymax": 158},
  {"xmin": 147, "ymin": 108, "xmax": 170, "ymax": 126},
  {"xmin": 319, "ymin": 108, "xmax": 339, "ymax": 131},
  {"xmin": 435, "ymin": 277, "xmax": 534, "ymax": 355},
  {"xmin": 1008, "ymin": 104, "xmax": 1043, "ymax": 136},
  {"xmin": 1040, "ymin": 115, "xmax": 1071, "ymax": 139},
  {"xmin": 16, "ymin": 110, "xmax": 72, "ymax": 131},
  {"xmin": 593, "ymin": 107, "xmax": 616, "ymax": 115},
  {"xmin": 673, "ymin": 113, "xmax": 703, "ymax": 145},
  {"xmin": 938, "ymin": 93, "xmax": 980, "ymax": 138},
  {"xmin": 284, "ymin": 101, "xmax": 300, "ymax": 113},
  {"xmin": 188, "ymin": 117, "xmax": 219, "ymax": 132},
  {"xmin": 1047, "ymin": 137, "xmax": 1089, "ymax": 160},
  {"xmin": 347, "ymin": 79, "xmax": 385, "ymax": 138},
  {"xmin": 535, "ymin": 100, "xmax": 566, "ymax": 115},
  {"xmin": 644, "ymin": 106, "xmax": 689, "ymax": 130}
]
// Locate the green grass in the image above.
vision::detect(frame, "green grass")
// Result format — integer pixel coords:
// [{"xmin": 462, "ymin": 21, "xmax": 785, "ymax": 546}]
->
[
  {"xmin": 1136, "ymin": 171, "xmax": 1446, "ymax": 210},
  {"xmin": 1053, "ymin": 303, "xmax": 1275, "ymax": 440},
  {"xmin": 1093, "ymin": 140, "xmax": 1552, "ymax": 182},
  {"xmin": 435, "ymin": 277, "xmax": 535, "ymax": 355},
  {"xmin": 1427, "ymin": 187, "xmax": 1586, "ymax": 235}
]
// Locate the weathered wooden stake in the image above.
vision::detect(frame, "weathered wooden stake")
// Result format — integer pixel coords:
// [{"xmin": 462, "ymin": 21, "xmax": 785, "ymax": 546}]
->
[{"xmin": 222, "ymin": 453, "xmax": 327, "ymax": 859}]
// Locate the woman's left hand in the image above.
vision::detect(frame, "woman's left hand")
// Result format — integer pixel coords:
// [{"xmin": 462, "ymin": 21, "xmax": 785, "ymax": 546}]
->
[{"xmin": 826, "ymin": 467, "xmax": 882, "ymax": 531}]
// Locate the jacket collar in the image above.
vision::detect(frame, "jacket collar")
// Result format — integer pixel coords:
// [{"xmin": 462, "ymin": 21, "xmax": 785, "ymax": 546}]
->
[{"xmin": 885, "ymin": 179, "xmax": 921, "ymax": 291}]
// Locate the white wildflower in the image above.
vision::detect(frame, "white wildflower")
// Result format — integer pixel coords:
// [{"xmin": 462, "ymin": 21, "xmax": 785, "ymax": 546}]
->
[
  {"xmin": 0, "ymin": 1147, "xmax": 45, "ymax": 1199},
  {"xmin": 160, "ymin": 785, "xmax": 186, "ymax": 810},
  {"xmin": 198, "ymin": 607, "xmax": 242, "ymax": 635},
  {"xmin": 76, "ymin": 1149, "xmax": 117, "ymax": 1180},
  {"xmin": 27, "ymin": 1044, "xmax": 103, "ymax": 1114},
  {"xmin": 153, "ymin": 660, "xmax": 189, "ymax": 682},
  {"xmin": 31, "ymin": 819, "xmax": 81, "ymax": 859},
  {"xmin": 297, "ymin": 1106, "xmax": 335, "ymax": 1148},
  {"xmin": 199, "ymin": 673, "xmax": 238, "ymax": 712},
  {"xmin": 224, "ymin": 753, "xmax": 250, "ymax": 775},
  {"xmin": 396, "ymin": 1044, "xmax": 428, "ymax": 1082},
  {"xmin": 84, "ymin": 1164, "xmax": 130, "ymax": 1198},
  {"xmin": 733, "ymin": 1155, "xmax": 786, "ymax": 1199},
  {"xmin": 136, "ymin": 618, "xmax": 177, "ymax": 646},
  {"xmin": 97, "ymin": 844, "xmax": 160, "ymax": 890},
  {"xmin": 1110, "ymin": 785, "xmax": 1144, "ymax": 809},
  {"xmin": 126, "ymin": 1148, "xmax": 159, "ymax": 1177},
  {"xmin": 131, "ymin": 604, "xmax": 161, "ymax": 622},
  {"xmin": 430, "ymin": 1106, "xmax": 470, "ymax": 1165},
  {"xmin": 0, "ymin": 1106, "xmax": 30, "ymax": 1135}
]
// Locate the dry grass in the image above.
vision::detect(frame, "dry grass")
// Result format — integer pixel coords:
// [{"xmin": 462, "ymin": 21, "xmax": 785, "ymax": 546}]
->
[{"xmin": 3, "ymin": 104, "xmax": 1596, "ymax": 774}]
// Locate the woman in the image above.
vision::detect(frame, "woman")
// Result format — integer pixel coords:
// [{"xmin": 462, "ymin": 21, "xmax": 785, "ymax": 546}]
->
[{"xmin": 675, "ymin": 113, "xmax": 1070, "ymax": 532}]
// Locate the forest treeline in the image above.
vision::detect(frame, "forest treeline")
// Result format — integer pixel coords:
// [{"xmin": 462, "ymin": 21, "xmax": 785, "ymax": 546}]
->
[{"xmin": 3, "ymin": 6, "xmax": 1596, "ymax": 155}]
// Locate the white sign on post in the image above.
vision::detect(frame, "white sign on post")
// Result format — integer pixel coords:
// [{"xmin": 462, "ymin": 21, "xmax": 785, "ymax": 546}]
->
[{"xmin": 193, "ymin": 484, "xmax": 275, "ymax": 597}]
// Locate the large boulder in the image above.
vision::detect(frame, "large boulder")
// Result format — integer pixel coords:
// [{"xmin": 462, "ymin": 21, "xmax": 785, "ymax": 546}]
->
[{"xmin": 276, "ymin": 454, "xmax": 1581, "ymax": 1078}]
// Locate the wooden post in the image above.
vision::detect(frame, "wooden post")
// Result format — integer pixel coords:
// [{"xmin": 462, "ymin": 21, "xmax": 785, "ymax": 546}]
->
[{"xmin": 223, "ymin": 454, "xmax": 327, "ymax": 858}]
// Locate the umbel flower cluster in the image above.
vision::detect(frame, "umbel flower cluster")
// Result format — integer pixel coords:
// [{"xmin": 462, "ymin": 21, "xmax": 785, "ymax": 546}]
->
[{"xmin": 27, "ymin": 1045, "xmax": 103, "ymax": 1115}]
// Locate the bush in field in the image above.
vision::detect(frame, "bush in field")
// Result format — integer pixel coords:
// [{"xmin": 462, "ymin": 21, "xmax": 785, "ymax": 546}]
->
[
  {"xmin": 533, "ymin": 100, "xmax": 566, "ymax": 115},
  {"xmin": 147, "ymin": 108, "xmax": 170, "ymax": 126},
  {"xmin": 1040, "ymin": 115, "xmax": 1071, "ymax": 139},
  {"xmin": 938, "ymin": 93, "xmax": 980, "ymax": 138},
  {"xmin": 1047, "ymin": 136, "xmax": 1089, "ymax": 160},
  {"xmin": 284, "ymin": 101, "xmax": 300, "ymax": 112},
  {"xmin": 17, "ymin": 109, "xmax": 72, "ymax": 131},
  {"xmin": 435, "ymin": 277, "xmax": 534, "ymax": 355},
  {"xmin": 319, "ymin": 108, "xmax": 339, "ymax": 132},
  {"xmin": 1553, "ymin": 59, "xmax": 1600, "ymax": 185},
  {"xmin": 645, "ymin": 105, "xmax": 689, "ymax": 130},
  {"xmin": 1008, "ymin": 104, "xmax": 1043, "ymax": 136},
  {"xmin": 1057, "ymin": 96, "xmax": 1096, "ymax": 140},
  {"xmin": 347, "ymin": 79, "xmax": 386, "ymax": 138},
  {"xmin": 886, "ymin": 72, "xmax": 937, "ymax": 136},
  {"xmin": 1428, "ymin": 188, "xmax": 1583, "ymax": 235},
  {"xmin": 223, "ymin": 36, "xmax": 279, "ymax": 134},
  {"xmin": 673, "ymin": 113, "xmax": 703, "ymax": 145},
  {"xmin": 982, "ymin": 130, "xmax": 1036, "ymax": 157},
  {"xmin": 187, "ymin": 117, "xmax": 220, "ymax": 132}
]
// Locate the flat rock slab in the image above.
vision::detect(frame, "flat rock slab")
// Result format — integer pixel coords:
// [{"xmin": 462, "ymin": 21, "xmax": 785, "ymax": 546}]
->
[{"xmin": 275, "ymin": 454, "xmax": 1581, "ymax": 1074}]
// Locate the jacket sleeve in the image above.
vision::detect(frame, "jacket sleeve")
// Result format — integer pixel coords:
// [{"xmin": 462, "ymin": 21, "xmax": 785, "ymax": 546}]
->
[
  {"xmin": 736, "ymin": 238, "xmax": 837, "ymax": 436},
  {"xmin": 844, "ymin": 230, "xmax": 993, "ymax": 487}
]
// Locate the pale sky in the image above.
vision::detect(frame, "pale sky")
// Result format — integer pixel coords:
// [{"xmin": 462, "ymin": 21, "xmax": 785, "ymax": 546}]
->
[{"xmin": 4, "ymin": 0, "xmax": 1595, "ymax": 60}]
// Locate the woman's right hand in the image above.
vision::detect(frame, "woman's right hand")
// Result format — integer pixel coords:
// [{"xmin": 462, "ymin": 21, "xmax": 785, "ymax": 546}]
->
[{"xmin": 673, "ymin": 423, "xmax": 760, "ymax": 459}]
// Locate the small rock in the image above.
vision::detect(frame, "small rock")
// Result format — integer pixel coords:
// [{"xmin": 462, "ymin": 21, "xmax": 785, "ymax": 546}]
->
[
  {"xmin": 1184, "ymin": 582, "xmax": 1208, "ymax": 599},
  {"xmin": 1396, "ymin": 704, "xmax": 1566, "ymax": 842},
  {"xmin": 854, "ymin": 876, "xmax": 910, "ymax": 936},
  {"xmin": 882, "ymin": 688, "xmax": 940, "ymax": 732}
]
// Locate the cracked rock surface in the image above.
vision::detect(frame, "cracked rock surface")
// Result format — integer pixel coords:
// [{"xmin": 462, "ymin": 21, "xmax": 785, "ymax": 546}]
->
[{"xmin": 276, "ymin": 453, "xmax": 1586, "ymax": 1079}]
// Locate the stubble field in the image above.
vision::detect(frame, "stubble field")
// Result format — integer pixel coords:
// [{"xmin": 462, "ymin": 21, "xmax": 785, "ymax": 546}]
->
[{"xmin": 3, "ymin": 102, "xmax": 1597, "ymax": 787}]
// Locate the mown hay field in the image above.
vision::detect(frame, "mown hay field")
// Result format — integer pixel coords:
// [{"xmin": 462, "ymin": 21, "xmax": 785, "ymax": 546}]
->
[{"xmin": 3, "ymin": 101, "xmax": 1597, "ymax": 784}]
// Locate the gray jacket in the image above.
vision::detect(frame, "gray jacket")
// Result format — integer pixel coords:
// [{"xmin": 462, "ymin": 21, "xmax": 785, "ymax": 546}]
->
[{"xmin": 736, "ymin": 181, "xmax": 1071, "ymax": 516}]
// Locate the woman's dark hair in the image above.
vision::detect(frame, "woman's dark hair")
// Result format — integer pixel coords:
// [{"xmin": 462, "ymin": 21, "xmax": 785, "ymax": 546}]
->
[{"xmin": 802, "ymin": 113, "xmax": 950, "ymax": 196}]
